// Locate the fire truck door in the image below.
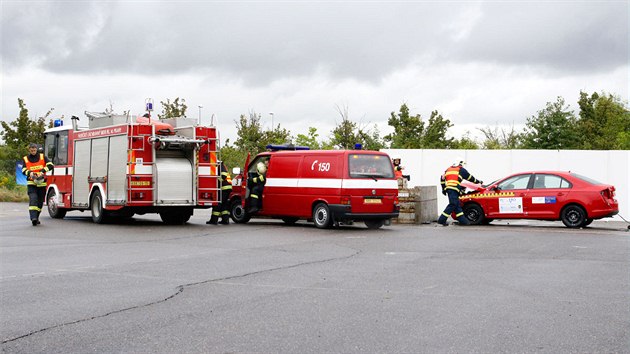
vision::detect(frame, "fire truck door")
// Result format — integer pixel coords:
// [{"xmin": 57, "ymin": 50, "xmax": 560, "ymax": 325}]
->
[
  {"xmin": 73, "ymin": 139, "xmax": 92, "ymax": 206},
  {"xmin": 155, "ymin": 157, "xmax": 194, "ymax": 204}
]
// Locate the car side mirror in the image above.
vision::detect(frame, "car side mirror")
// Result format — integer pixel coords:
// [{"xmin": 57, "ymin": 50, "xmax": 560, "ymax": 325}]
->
[{"xmin": 232, "ymin": 167, "xmax": 241, "ymax": 175}]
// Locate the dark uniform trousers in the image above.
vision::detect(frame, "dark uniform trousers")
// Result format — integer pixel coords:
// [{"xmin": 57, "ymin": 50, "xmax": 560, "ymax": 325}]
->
[{"xmin": 28, "ymin": 185, "xmax": 46, "ymax": 221}]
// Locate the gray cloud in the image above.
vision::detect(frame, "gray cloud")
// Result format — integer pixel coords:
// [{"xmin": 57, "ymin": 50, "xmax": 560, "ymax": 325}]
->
[{"xmin": 2, "ymin": 1, "xmax": 627, "ymax": 84}]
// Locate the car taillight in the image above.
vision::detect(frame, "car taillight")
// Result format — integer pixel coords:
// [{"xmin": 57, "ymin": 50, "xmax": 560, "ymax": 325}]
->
[
  {"xmin": 341, "ymin": 196, "xmax": 351, "ymax": 205},
  {"xmin": 394, "ymin": 195, "xmax": 399, "ymax": 206}
]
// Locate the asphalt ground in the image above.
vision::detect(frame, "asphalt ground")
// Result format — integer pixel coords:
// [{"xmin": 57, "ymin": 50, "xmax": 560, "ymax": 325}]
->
[{"xmin": 1, "ymin": 202, "xmax": 629, "ymax": 353}]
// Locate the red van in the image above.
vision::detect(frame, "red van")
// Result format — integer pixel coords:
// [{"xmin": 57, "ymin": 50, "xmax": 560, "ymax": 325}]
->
[{"xmin": 229, "ymin": 146, "xmax": 399, "ymax": 229}]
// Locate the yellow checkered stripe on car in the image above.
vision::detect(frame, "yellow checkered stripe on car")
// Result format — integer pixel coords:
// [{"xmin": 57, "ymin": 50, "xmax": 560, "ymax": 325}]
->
[{"xmin": 460, "ymin": 192, "xmax": 515, "ymax": 199}]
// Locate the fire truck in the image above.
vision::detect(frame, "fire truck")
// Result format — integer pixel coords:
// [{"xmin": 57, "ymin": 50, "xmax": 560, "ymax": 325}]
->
[{"xmin": 43, "ymin": 108, "xmax": 220, "ymax": 224}]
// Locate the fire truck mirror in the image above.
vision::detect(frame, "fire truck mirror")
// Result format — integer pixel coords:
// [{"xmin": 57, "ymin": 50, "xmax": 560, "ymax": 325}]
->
[{"xmin": 232, "ymin": 167, "xmax": 241, "ymax": 175}]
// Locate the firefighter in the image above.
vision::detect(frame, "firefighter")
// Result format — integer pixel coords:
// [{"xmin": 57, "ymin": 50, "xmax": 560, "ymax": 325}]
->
[
  {"xmin": 247, "ymin": 161, "xmax": 267, "ymax": 214},
  {"xmin": 393, "ymin": 158, "xmax": 403, "ymax": 179},
  {"xmin": 22, "ymin": 143, "xmax": 54, "ymax": 226},
  {"xmin": 437, "ymin": 158, "xmax": 482, "ymax": 226},
  {"xmin": 207, "ymin": 162, "xmax": 233, "ymax": 225}
]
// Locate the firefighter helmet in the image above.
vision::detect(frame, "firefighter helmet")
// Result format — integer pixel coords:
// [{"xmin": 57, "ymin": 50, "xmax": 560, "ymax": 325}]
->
[
  {"xmin": 257, "ymin": 161, "xmax": 267, "ymax": 174},
  {"xmin": 453, "ymin": 157, "xmax": 466, "ymax": 167}
]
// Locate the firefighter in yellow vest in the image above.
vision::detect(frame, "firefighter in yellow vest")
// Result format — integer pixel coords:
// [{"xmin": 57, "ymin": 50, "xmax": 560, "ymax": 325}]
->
[
  {"xmin": 247, "ymin": 161, "xmax": 267, "ymax": 214},
  {"xmin": 22, "ymin": 143, "xmax": 54, "ymax": 226},
  {"xmin": 207, "ymin": 162, "xmax": 233, "ymax": 225},
  {"xmin": 437, "ymin": 158, "xmax": 482, "ymax": 226}
]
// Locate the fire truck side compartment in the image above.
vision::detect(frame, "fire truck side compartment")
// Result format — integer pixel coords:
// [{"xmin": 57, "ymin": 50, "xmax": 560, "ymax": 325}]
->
[
  {"xmin": 73, "ymin": 139, "xmax": 92, "ymax": 207},
  {"xmin": 107, "ymin": 134, "xmax": 128, "ymax": 203}
]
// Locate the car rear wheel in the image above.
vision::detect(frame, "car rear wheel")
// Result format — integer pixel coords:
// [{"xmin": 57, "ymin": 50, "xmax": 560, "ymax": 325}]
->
[
  {"xmin": 231, "ymin": 199, "xmax": 251, "ymax": 224},
  {"xmin": 313, "ymin": 203, "xmax": 332, "ymax": 229},
  {"xmin": 463, "ymin": 204, "xmax": 485, "ymax": 225},
  {"xmin": 561, "ymin": 205, "xmax": 586, "ymax": 228}
]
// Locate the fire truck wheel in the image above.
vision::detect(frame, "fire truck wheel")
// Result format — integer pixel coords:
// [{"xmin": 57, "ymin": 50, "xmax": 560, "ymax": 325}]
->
[
  {"xmin": 47, "ymin": 190, "xmax": 66, "ymax": 219},
  {"xmin": 230, "ymin": 199, "xmax": 251, "ymax": 224},
  {"xmin": 313, "ymin": 203, "xmax": 332, "ymax": 229},
  {"xmin": 90, "ymin": 190, "xmax": 109, "ymax": 224},
  {"xmin": 561, "ymin": 204, "xmax": 586, "ymax": 228},
  {"xmin": 364, "ymin": 220, "xmax": 384, "ymax": 229},
  {"xmin": 463, "ymin": 203, "xmax": 485, "ymax": 225},
  {"xmin": 281, "ymin": 217, "xmax": 299, "ymax": 225}
]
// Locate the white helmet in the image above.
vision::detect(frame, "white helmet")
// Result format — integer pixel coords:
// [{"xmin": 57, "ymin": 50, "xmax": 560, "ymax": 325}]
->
[
  {"xmin": 453, "ymin": 157, "xmax": 466, "ymax": 167},
  {"xmin": 257, "ymin": 161, "xmax": 267, "ymax": 174}
]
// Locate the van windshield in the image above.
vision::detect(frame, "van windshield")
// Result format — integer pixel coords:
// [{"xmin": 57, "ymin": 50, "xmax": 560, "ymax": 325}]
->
[{"xmin": 349, "ymin": 154, "xmax": 395, "ymax": 179}]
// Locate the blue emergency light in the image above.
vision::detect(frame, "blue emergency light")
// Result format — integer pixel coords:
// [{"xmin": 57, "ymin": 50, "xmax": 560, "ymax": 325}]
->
[
  {"xmin": 354, "ymin": 143, "xmax": 362, "ymax": 150},
  {"xmin": 53, "ymin": 119, "xmax": 63, "ymax": 127},
  {"xmin": 266, "ymin": 144, "xmax": 310, "ymax": 151}
]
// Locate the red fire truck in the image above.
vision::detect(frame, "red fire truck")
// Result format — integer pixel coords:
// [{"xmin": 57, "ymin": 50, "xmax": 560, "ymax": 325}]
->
[{"xmin": 43, "ymin": 110, "xmax": 220, "ymax": 224}]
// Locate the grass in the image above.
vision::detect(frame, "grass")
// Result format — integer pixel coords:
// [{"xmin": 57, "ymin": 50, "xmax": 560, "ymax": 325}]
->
[{"xmin": 0, "ymin": 185, "xmax": 29, "ymax": 202}]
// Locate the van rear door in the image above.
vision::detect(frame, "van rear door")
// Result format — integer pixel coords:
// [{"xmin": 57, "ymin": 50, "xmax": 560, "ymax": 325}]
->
[{"xmin": 346, "ymin": 153, "xmax": 397, "ymax": 214}]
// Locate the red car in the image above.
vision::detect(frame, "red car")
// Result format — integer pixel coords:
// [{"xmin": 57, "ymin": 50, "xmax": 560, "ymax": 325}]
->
[{"xmin": 459, "ymin": 171, "xmax": 618, "ymax": 228}]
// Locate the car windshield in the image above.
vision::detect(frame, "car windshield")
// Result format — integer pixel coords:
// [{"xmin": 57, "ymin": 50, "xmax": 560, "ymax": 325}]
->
[
  {"xmin": 571, "ymin": 173, "xmax": 603, "ymax": 185},
  {"xmin": 349, "ymin": 154, "xmax": 394, "ymax": 179}
]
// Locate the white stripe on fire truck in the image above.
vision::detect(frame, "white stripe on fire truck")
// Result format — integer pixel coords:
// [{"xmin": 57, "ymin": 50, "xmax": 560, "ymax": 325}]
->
[
  {"xmin": 266, "ymin": 178, "xmax": 397, "ymax": 189},
  {"xmin": 198, "ymin": 166, "xmax": 212, "ymax": 176},
  {"xmin": 129, "ymin": 165, "xmax": 152, "ymax": 174}
]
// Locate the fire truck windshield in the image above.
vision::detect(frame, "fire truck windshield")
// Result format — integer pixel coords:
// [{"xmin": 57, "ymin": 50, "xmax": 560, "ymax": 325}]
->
[{"xmin": 349, "ymin": 154, "xmax": 395, "ymax": 179}]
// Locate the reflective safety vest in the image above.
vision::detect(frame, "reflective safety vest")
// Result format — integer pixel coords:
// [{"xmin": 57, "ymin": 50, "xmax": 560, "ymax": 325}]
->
[
  {"xmin": 394, "ymin": 166, "xmax": 403, "ymax": 179},
  {"xmin": 443, "ymin": 165, "xmax": 462, "ymax": 191},
  {"xmin": 23, "ymin": 153, "xmax": 47, "ymax": 187}
]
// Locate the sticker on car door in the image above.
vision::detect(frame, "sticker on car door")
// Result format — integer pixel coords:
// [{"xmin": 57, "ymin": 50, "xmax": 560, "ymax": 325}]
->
[{"xmin": 499, "ymin": 197, "xmax": 523, "ymax": 213}]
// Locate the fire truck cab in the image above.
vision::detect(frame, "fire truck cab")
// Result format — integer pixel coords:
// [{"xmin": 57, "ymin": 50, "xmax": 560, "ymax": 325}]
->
[
  {"xmin": 229, "ymin": 146, "xmax": 400, "ymax": 229},
  {"xmin": 43, "ymin": 111, "xmax": 220, "ymax": 224}
]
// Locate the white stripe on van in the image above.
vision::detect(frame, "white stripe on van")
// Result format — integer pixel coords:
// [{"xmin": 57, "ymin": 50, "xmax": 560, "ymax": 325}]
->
[{"xmin": 266, "ymin": 178, "xmax": 396, "ymax": 189}]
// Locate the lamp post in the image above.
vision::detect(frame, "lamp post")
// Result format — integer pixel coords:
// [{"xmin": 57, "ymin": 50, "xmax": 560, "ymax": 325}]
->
[
  {"xmin": 198, "ymin": 105, "xmax": 203, "ymax": 125},
  {"xmin": 269, "ymin": 112, "xmax": 274, "ymax": 131}
]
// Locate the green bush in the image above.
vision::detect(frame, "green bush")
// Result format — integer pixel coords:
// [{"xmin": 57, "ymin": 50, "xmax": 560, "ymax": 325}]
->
[{"xmin": 0, "ymin": 170, "xmax": 18, "ymax": 190}]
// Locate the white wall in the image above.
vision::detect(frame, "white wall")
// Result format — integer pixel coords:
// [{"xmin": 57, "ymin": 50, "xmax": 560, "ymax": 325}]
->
[{"xmin": 382, "ymin": 149, "xmax": 630, "ymax": 222}]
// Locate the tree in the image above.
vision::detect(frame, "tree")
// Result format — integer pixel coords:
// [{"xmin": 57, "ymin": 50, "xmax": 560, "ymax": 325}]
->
[
  {"xmin": 357, "ymin": 124, "xmax": 386, "ymax": 151},
  {"xmin": 451, "ymin": 132, "xmax": 480, "ymax": 150},
  {"xmin": 478, "ymin": 124, "xmax": 522, "ymax": 149},
  {"xmin": 577, "ymin": 91, "xmax": 630, "ymax": 149},
  {"xmin": 295, "ymin": 127, "xmax": 323, "ymax": 150},
  {"xmin": 384, "ymin": 103, "xmax": 424, "ymax": 148},
  {"xmin": 158, "ymin": 97, "xmax": 187, "ymax": 119},
  {"xmin": 0, "ymin": 99, "xmax": 49, "ymax": 174},
  {"xmin": 423, "ymin": 110, "xmax": 455, "ymax": 148},
  {"xmin": 330, "ymin": 105, "xmax": 360, "ymax": 150},
  {"xmin": 520, "ymin": 97, "xmax": 579, "ymax": 149},
  {"xmin": 233, "ymin": 111, "xmax": 293, "ymax": 157}
]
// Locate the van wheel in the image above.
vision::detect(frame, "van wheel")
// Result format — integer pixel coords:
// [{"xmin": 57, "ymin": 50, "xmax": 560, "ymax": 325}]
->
[
  {"xmin": 47, "ymin": 189, "xmax": 66, "ymax": 219},
  {"xmin": 282, "ymin": 217, "xmax": 299, "ymax": 225},
  {"xmin": 231, "ymin": 199, "xmax": 250, "ymax": 224},
  {"xmin": 313, "ymin": 203, "xmax": 332, "ymax": 229},
  {"xmin": 90, "ymin": 190, "xmax": 109, "ymax": 224},
  {"xmin": 365, "ymin": 220, "xmax": 384, "ymax": 229},
  {"xmin": 561, "ymin": 205, "xmax": 586, "ymax": 228}
]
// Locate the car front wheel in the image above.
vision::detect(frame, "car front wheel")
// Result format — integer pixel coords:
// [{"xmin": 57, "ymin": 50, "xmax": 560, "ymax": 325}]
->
[
  {"xmin": 463, "ymin": 204, "xmax": 485, "ymax": 225},
  {"xmin": 561, "ymin": 205, "xmax": 586, "ymax": 228}
]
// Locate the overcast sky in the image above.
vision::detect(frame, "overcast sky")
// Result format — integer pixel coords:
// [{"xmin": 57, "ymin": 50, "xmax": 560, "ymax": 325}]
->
[{"xmin": 1, "ymin": 0, "xmax": 628, "ymax": 145}]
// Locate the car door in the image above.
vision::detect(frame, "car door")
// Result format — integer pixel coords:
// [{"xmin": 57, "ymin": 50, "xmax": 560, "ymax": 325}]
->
[
  {"xmin": 485, "ymin": 174, "xmax": 532, "ymax": 218},
  {"xmin": 525, "ymin": 174, "xmax": 572, "ymax": 218}
]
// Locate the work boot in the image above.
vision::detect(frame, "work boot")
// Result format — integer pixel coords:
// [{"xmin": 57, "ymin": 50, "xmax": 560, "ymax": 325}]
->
[
  {"xmin": 220, "ymin": 217, "xmax": 230, "ymax": 225},
  {"xmin": 36, "ymin": 219, "xmax": 41, "ymax": 225},
  {"xmin": 437, "ymin": 214, "xmax": 449, "ymax": 226},
  {"xmin": 456, "ymin": 215, "xmax": 470, "ymax": 225},
  {"xmin": 31, "ymin": 219, "xmax": 38, "ymax": 226}
]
